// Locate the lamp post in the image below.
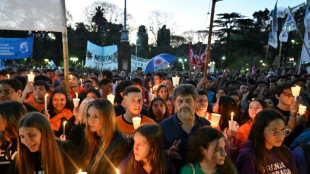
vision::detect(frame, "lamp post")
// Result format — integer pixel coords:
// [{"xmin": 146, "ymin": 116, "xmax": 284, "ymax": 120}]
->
[{"xmin": 70, "ymin": 57, "xmax": 78, "ymax": 66}]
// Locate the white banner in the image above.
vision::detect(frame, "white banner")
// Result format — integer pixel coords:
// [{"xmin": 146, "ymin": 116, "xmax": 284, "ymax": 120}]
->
[
  {"xmin": 279, "ymin": 11, "xmax": 297, "ymax": 42},
  {"xmin": 0, "ymin": 0, "xmax": 66, "ymax": 32},
  {"xmin": 268, "ymin": 1, "xmax": 278, "ymax": 48},
  {"xmin": 85, "ymin": 41, "xmax": 118, "ymax": 70},
  {"xmin": 301, "ymin": 10, "xmax": 310, "ymax": 62},
  {"xmin": 131, "ymin": 55, "xmax": 149, "ymax": 71}
]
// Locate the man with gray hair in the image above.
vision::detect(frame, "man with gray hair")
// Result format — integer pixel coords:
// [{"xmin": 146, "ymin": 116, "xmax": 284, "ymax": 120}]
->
[{"xmin": 160, "ymin": 84, "xmax": 210, "ymax": 171}]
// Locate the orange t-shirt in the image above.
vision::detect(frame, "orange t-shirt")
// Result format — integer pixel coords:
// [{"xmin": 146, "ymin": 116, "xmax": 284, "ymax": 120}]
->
[
  {"xmin": 116, "ymin": 115, "xmax": 156, "ymax": 140},
  {"xmin": 237, "ymin": 119, "xmax": 253, "ymax": 148},
  {"xmin": 24, "ymin": 99, "xmax": 46, "ymax": 112}
]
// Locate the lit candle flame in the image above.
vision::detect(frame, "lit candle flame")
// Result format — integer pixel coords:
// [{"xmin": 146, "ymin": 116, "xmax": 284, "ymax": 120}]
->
[{"xmin": 116, "ymin": 169, "xmax": 120, "ymax": 174}]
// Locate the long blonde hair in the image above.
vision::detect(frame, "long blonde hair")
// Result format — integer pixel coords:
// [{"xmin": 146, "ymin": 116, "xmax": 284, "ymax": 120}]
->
[
  {"xmin": 77, "ymin": 98, "xmax": 94, "ymax": 124},
  {"xmin": 17, "ymin": 112, "xmax": 65, "ymax": 174},
  {"xmin": 83, "ymin": 99, "xmax": 116, "ymax": 174}
]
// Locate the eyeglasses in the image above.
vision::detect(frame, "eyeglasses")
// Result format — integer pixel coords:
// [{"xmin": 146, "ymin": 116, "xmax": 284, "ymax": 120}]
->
[
  {"xmin": 265, "ymin": 128, "xmax": 291, "ymax": 137},
  {"xmin": 281, "ymin": 93, "xmax": 294, "ymax": 98},
  {"xmin": 0, "ymin": 89, "xmax": 15, "ymax": 95},
  {"xmin": 249, "ymin": 106, "xmax": 262, "ymax": 110}
]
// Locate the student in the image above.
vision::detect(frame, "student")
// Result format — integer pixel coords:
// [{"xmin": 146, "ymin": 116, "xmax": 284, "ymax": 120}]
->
[
  {"xmin": 24, "ymin": 80, "xmax": 50, "ymax": 111},
  {"xmin": 44, "ymin": 87, "xmax": 75, "ymax": 137},
  {"xmin": 0, "ymin": 79, "xmax": 37, "ymax": 112},
  {"xmin": 147, "ymin": 97, "xmax": 169, "ymax": 123},
  {"xmin": 69, "ymin": 72, "xmax": 85, "ymax": 98},
  {"xmin": 237, "ymin": 99, "xmax": 267, "ymax": 149},
  {"xmin": 116, "ymin": 86, "xmax": 156, "ymax": 140},
  {"xmin": 180, "ymin": 126, "xmax": 237, "ymax": 174},
  {"xmin": 81, "ymin": 99, "xmax": 129, "ymax": 173},
  {"xmin": 119, "ymin": 124, "xmax": 175, "ymax": 174},
  {"xmin": 98, "ymin": 79, "xmax": 113, "ymax": 99},
  {"xmin": 0, "ymin": 101, "xmax": 26, "ymax": 173},
  {"xmin": 155, "ymin": 84, "xmax": 169, "ymax": 100},
  {"xmin": 16, "ymin": 112, "xmax": 76, "ymax": 174},
  {"xmin": 236, "ymin": 110, "xmax": 298, "ymax": 174}
]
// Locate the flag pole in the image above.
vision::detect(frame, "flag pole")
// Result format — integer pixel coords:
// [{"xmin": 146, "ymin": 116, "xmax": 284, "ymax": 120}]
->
[
  {"xmin": 278, "ymin": 42, "xmax": 282, "ymax": 67},
  {"xmin": 62, "ymin": 32, "xmax": 69, "ymax": 93},
  {"xmin": 204, "ymin": 0, "xmax": 218, "ymax": 77},
  {"xmin": 264, "ymin": 45, "xmax": 269, "ymax": 65}
]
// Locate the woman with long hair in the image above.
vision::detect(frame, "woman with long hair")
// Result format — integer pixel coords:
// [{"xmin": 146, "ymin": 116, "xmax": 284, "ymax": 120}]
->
[
  {"xmin": 0, "ymin": 101, "xmax": 26, "ymax": 173},
  {"xmin": 82, "ymin": 99, "xmax": 129, "ymax": 173},
  {"xmin": 155, "ymin": 84, "xmax": 169, "ymax": 100},
  {"xmin": 16, "ymin": 112, "xmax": 70, "ymax": 174},
  {"xmin": 237, "ymin": 99, "xmax": 267, "ymax": 149},
  {"xmin": 44, "ymin": 87, "xmax": 74, "ymax": 137},
  {"xmin": 180, "ymin": 126, "xmax": 237, "ymax": 174},
  {"xmin": 147, "ymin": 97, "xmax": 169, "ymax": 123},
  {"xmin": 236, "ymin": 110, "xmax": 297, "ymax": 173},
  {"xmin": 119, "ymin": 124, "xmax": 175, "ymax": 174}
]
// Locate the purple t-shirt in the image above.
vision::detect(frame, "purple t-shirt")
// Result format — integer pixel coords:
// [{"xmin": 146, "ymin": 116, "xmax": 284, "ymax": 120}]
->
[{"xmin": 236, "ymin": 141, "xmax": 298, "ymax": 174}]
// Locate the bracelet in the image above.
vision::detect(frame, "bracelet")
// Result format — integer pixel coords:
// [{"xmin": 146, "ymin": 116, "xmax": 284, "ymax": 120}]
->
[{"xmin": 290, "ymin": 114, "xmax": 296, "ymax": 117}]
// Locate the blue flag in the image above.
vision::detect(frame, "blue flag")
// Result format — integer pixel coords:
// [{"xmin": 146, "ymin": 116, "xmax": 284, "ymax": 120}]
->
[{"xmin": 0, "ymin": 36, "xmax": 33, "ymax": 59}]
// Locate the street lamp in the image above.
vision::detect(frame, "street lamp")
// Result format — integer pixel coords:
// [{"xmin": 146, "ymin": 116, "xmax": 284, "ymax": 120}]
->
[
  {"xmin": 70, "ymin": 57, "xmax": 78, "ymax": 64},
  {"xmin": 221, "ymin": 56, "xmax": 225, "ymax": 69}
]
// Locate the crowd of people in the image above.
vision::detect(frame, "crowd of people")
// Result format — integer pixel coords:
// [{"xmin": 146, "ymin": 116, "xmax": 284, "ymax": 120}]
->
[{"xmin": 0, "ymin": 66, "xmax": 309, "ymax": 174}]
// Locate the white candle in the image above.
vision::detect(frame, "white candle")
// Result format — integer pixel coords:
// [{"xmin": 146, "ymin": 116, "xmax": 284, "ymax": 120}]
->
[
  {"xmin": 116, "ymin": 169, "xmax": 120, "ymax": 174},
  {"xmin": 206, "ymin": 113, "xmax": 209, "ymax": 120},
  {"xmin": 291, "ymin": 86, "xmax": 301, "ymax": 101},
  {"xmin": 299, "ymin": 104, "xmax": 307, "ymax": 115},
  {"xmin": 76, "ymin": 169, "xmax": 87, "ymax": 174},
  {"xmin": 230, "ymin": 112, "xmax": 234, "ymax": 130},
  {"xmin": 80, "ymin": 78, "xmax": 83, "ymax": 87},
  {"xmin": 63, "ymin": 121, "xmax": 67, "ymax": 135},
  {"xmin": 44, "ymin": 94, "xmax": 48, "ymax": 111},
  {"xmin": 107, "ymin": 94, "xmax": 115, "ymax": 104},
  {"xmin": 7, "ymin": 74, "xmax": 10, "ymax": 79},
  {"xmin": 172, "ymin": 75, "xmax": 180, "ymax": 86},
  {"xmin": 27, "ymin": 72, "xmax": 35, "ymax": 82},
  {"xmin": 76, "ymin": 93, "xmax": 78, "ymax": 99}
]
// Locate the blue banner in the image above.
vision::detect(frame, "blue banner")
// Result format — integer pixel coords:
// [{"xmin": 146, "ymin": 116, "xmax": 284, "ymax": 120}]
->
[{"xmin": 0, "ymin": 36, "xmax": 33, "ymax": 59}]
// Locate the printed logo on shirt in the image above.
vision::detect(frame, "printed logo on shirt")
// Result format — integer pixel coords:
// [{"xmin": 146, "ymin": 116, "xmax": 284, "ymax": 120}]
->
[
  {"xmin": 0, "ymin": 148, "xmax": 17, "ymax": 160},
  {"xmin": 264, "ymin": 162, "xmax": 292, "ymax": 174}
]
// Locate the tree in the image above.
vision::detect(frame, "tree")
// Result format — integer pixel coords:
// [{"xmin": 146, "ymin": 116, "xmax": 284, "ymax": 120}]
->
[
  {"xmin": 157, "ymin": 25, "xmax": 170, "ymax": 47},
  {"xmin": 91, "ymin": 6, "xmax": 108, "ymax": 32}
]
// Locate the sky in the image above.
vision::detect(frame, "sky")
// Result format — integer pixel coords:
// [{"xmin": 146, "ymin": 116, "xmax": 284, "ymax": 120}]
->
[{"xmin": 66, "ymin": 0, "xmax": 306, "ymax": 43}]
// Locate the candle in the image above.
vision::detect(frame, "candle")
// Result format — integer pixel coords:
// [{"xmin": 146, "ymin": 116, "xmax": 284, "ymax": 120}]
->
[
  {"xmin": 193, "ymin": 66, "xmax": 196, "ymax": 70},
  {"xmin": 44, "ymin": 94, "xmax": 48, "ymax": 111},
  {"xmin": 76, "ymin": 169, "xmax": 87, "ymax": 174},
  {"xmin": 230, "ymin": 112, "xmax": 234, "ymax": 130},
  {"xmin": 27, "ymin": 72, "xmax": 35, "ymax": 82},
  {"xmin": 132, "ymin": 117, "xmax": 141, "ymax": 129},
  {"xmin": 107, "ymin": 94, "xmax": 115, "ymax": 104},
  {"xmin": 291, "ymin": 86, "xmax": 301, "ymax": 101},
  {"xmin": 299, "ymin": 104, "xmax": 307, "ymax": 115},
  {"xmin": 80, "ymin": 78, "xmax": 83, "ymax": 87},
  {"xmin": 116, "ymin": 169, "xmax": 120, "ymax": 174},
  {"xmin": 63, "ymin": 121, "xmax": 67, "ymax": 135},
  {"xmin": 70, "ymin": 75, "xmax": 73, "ymax": 80},
  {"xmin": 76, "ymin": 93, "xmax": 78, "ymax": 99},
  {"xmin": 206, "ymin": 113, "xmax": 209, "ymax": 120},
  {"xmin": 210, "ymin": 113, "xmax": 221, "ymax": 128},
  {"xmin": 172, "ymin": 75, "xmax": 180, "ymax": 86},
  {"xmin": 7, "ymin": 74, "xmax": 10, "ymax": 79}
]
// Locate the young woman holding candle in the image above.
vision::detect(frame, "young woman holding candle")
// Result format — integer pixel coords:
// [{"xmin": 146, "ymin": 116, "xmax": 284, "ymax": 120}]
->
[
  {"xmin": 119, "ymin": 124, "xmax": 176, "ymax": 174},
  {"xmin": 236, "ymin": 110, "xmax": 297, "ymax": 173},
  {"xmin": 0, "ymin": 101, "xmax": 26, "ymax": 173},
  {"xmin": 180, "ymin": 126, "xmax": 237, "ymax": 174},
  {"xmin": 44, "ymin": 87, "xmax": 75, "ymax": 137},
  {"xmin": 81, "ymin": 99, "xmax": 129, "ymax": 174},
  {"xmin": 16, "ymin": 112, "xmax": 77, "ymax": 174},
  {"xmin": 237, "ymin": 99, "xmax": 267, "ymax": 149}
]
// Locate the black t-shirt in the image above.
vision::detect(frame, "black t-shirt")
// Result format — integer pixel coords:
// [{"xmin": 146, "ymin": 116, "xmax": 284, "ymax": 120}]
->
[{"xmin": 0, "ymin": 139, "xmax": 17, "ymax": 174}]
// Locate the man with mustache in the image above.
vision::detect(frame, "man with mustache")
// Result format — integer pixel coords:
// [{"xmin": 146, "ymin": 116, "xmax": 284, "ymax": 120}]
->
[{"xmin": 160, "ymin": 84, "xmax": 210, "ymax": 172}]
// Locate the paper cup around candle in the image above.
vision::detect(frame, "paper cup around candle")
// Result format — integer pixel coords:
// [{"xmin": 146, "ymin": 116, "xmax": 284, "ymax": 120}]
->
[
  {"xmin": 132, "ymin": 117, "xmax": 141, "ymax": 129},
  {"xmin": 299, "ymin": 105, "xmax": 307, "ymax": 115},
  {"xmin": 291, "ymin": 86, "xmax": 301, "ymax": 99},
  {"xmin": 149, "ymin": 93, "xmax": 154, "ymax": 101},
  {"xmin": 210, "ymin": 113, "xmax": 221, "ymax": 128},
  {"xmin": 107, "ymin": 94, "xmax": 115, "ymax": 104},
  {"xmin": 27, "ymin": 72, "xmax": 35, "ymax": 82},
  {"xmin": 228, "ymin": 120, "xmax": 238, "ymax": 131},
  {"xmin": 73, "ymin": 98, "xmax": 80, "ymax": 108},
  {"xmin": 172, "ymin": 76, "xmax": 180, "ymax": 86}
]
